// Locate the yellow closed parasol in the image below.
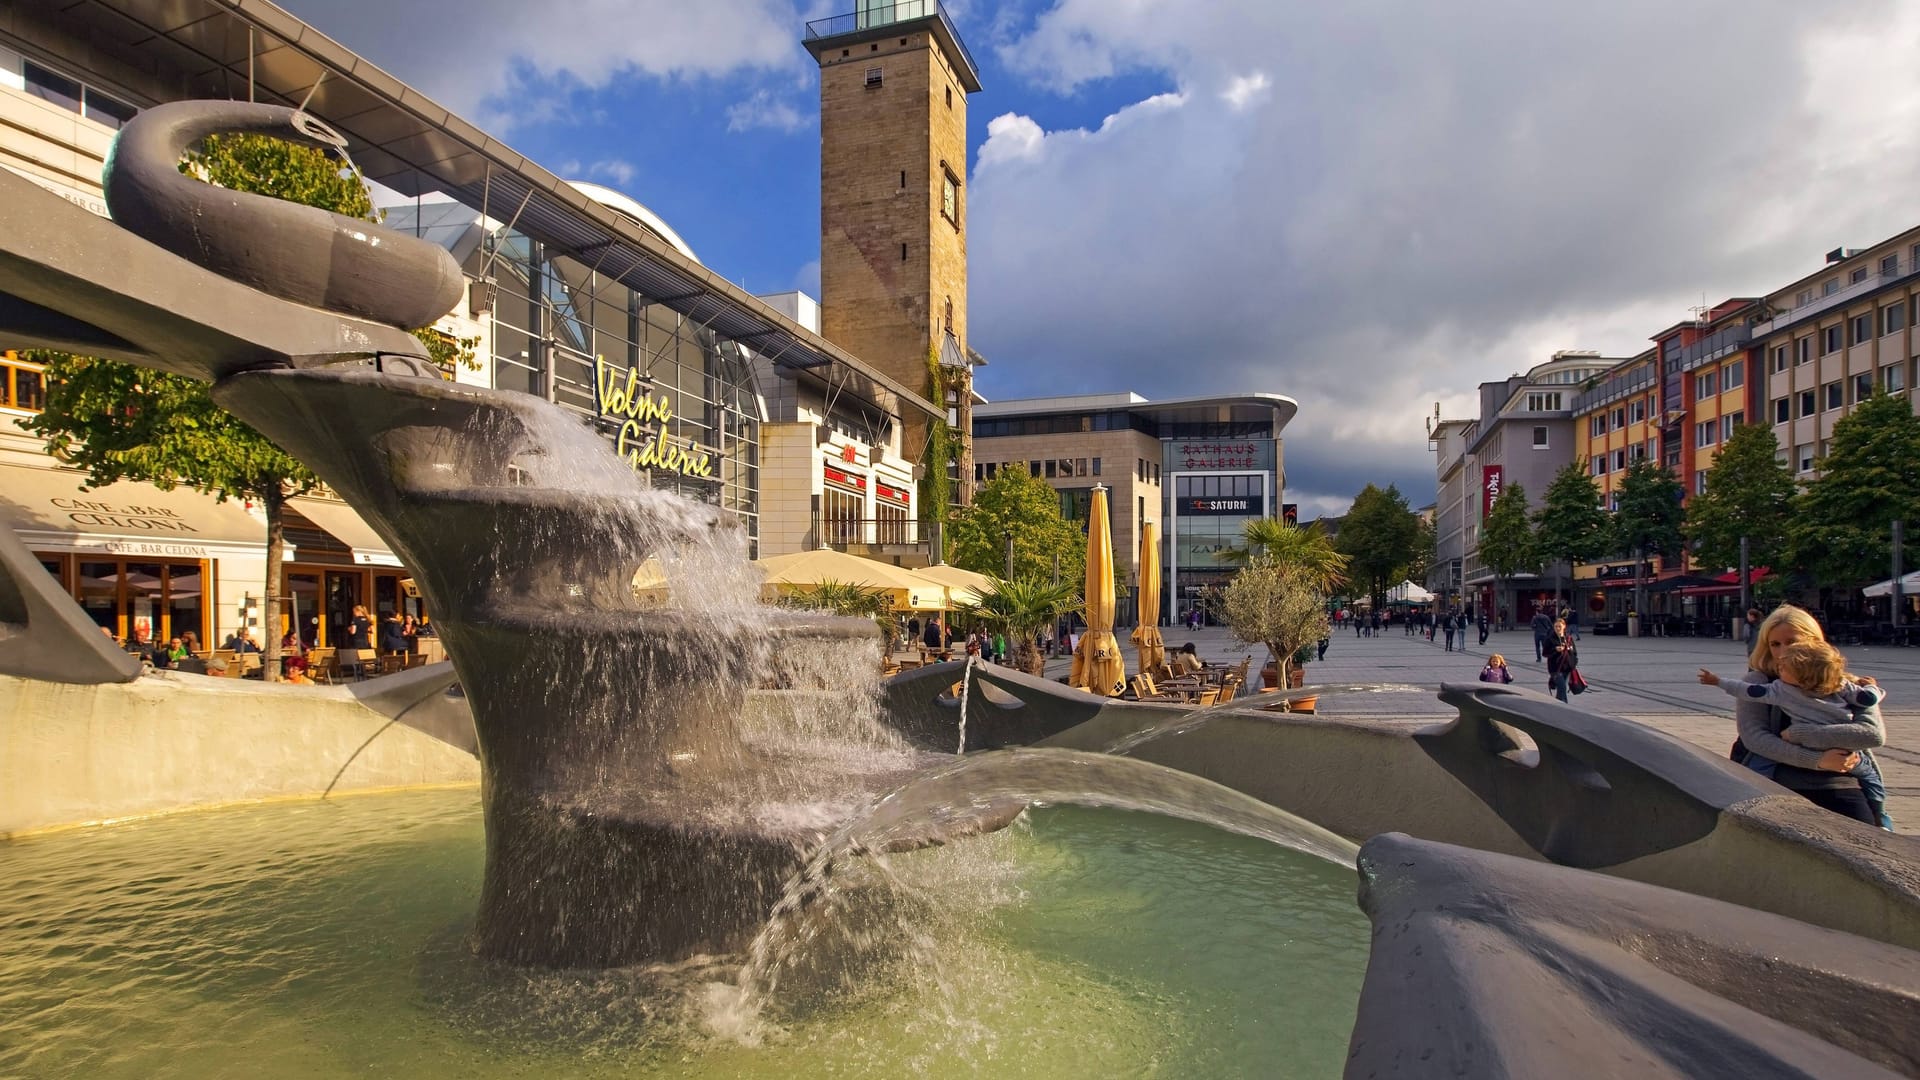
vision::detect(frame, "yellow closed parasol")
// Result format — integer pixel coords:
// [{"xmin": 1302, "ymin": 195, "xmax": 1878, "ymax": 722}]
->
[
  {"xmin": 1070, "ymin": 485, "xmax": 1126, "ymax": 697},
  {"xmin": 1130, "ymin": 518, "xmax": 1163, "ymax": 674}
]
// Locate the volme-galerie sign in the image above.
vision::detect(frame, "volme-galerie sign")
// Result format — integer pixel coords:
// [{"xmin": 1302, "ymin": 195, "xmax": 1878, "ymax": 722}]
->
[{"xmin": 593, "ymin": 359, "xmax": 717, "ymax": 479}]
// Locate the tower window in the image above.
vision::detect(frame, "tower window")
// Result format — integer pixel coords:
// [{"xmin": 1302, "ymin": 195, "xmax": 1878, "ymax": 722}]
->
[
  {"xmin": 946, "ymin": 86, "xmax": 952, "ymax": 109},
  {"xmin": 901, "ymin": 243, "xmax": 909, "ymax": 261},
  {"xmin": 900, "ymin": 170, "xmax": 906, "ymax": 188},
  {"xmin": 941, "ymin": 168, "xmax": 959, "ymax": 226},
  {"xmin": 944, "ymin": 296, "xmax": 954, "ymax": 332},
  {"xmin": 865, "ymin": 66, "xmax": 883, "ymax": 87}
]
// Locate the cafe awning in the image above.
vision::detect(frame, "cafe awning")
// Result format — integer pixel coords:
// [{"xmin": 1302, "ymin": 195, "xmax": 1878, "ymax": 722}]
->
[
  {"xmin": 288, "ymin": 496, "xmax": 403, "ymax": 567},
  {"xmin": 0, "ymin": 463, "xmax": 279, "ymax": 561}
]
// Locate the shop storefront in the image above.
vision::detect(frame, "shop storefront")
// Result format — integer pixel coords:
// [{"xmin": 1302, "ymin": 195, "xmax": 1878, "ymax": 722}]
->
[
  {"xmin": 1166, "ymin": 436, "xmax": 1277, "ymax": 625},
  {"xmin": 281, "ymin": 495, "xmax": 416, "ymax": 649},
  {"xmin": 0, "ymin": 462, "xmax": 280, "ymax": 647}
]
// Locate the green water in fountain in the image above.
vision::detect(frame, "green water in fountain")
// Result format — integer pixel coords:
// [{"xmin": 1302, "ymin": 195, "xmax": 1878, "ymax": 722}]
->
[{"xmin": 0, "ymin": 789, "xmax": 1367, "ymax": 1077}]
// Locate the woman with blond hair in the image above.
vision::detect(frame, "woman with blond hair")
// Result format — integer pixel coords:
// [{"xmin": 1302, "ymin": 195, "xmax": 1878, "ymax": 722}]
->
[{"xmin": 1729, "ymin": 605, "xmax": 1880, "ymax": 824}]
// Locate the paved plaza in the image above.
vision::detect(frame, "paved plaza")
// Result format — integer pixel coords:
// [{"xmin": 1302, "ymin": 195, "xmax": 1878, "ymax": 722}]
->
[{"xmin": 1036, "ymin": 624, "xmax": 1920, "ymax": 829}]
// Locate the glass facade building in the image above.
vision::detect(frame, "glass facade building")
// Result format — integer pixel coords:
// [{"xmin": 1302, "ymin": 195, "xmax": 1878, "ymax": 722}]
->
[{"xmin": 387, "ymin": 203, "xmax": 766, "ymax": 549}]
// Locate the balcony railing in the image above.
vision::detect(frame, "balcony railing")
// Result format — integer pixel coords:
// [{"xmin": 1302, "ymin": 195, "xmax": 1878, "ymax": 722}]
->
[
  {"xmin": 805, "ymin": 2, "xmax": 978, "ymax": 79},
  {"xmin": 814, "ymin": 514, "xmax": 927, "ymax": 550}
]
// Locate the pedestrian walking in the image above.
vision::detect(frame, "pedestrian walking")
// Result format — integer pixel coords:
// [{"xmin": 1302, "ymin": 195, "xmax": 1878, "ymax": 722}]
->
[
  {"xmin": 1531, "ymin": 606, "xmax": 1554, "ymax": 662},
  {"xmin": 1443, "ymin": 612, "xmax": 1458, "ymax": 652}
]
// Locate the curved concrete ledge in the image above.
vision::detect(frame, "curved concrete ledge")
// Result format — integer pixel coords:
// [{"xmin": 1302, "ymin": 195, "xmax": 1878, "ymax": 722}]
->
[
  {"xmin": 889, "ymin": 671, "xmax": 1920, "ymax": 950},
  {"xmin": 0, "ymin": 671, "xmax": 478, "ymax": 837},
  {"xmin": 1353, "ymin": 833, "xmax": 1920, "ymax": 1079}
]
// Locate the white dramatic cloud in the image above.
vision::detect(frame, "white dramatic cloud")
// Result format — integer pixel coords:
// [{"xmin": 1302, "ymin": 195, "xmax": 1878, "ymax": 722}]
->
[
  {"xmin": 281, "ymin": 0, "xmax": 807, "ymax": 125},
  {"xmin": 726, "ymin": 89, "xmax": 811, "ymax": 133},
  {"xmin": 969, "ymin": 0, "xmax": 1920, "ymax": 514}
]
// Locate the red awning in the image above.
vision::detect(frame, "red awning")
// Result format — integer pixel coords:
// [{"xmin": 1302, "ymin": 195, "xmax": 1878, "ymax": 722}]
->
[{"xmin": 1711, "ymin": 567, "xmax": 1770, "ymax": 585}]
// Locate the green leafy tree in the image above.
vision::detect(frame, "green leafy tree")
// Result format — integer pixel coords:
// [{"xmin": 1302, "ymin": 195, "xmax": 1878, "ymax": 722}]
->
[
  {"xmin": 947, "ymin": 467, "xmax": 1086, "ymax": 583},
  {"xmin": 1684, "ymin": 424, "xmax": 1794, "ymax": 574},
  {"xmin": 1533, "ymin": 462, "xmax": 1610, "ymax": 606},
  {"xmin": 965, "ymin": 575, "xmax": 1081, "ymax": 676},
  {"xmin": 1334, "ymin": 483, "xmax": 1421, "ymax": 607},
  {"xmin": 1788, "ymin": 392, "xmax": 1920, "ymax": 590},
  {"xmin": 25, "ymin": 133, "xmax": 468, "ymax": 679},
  {"xmin": 1611, "ymin": 460, "xmax": 1686, "ymax": 619},
  {"xmin": 1406, "ymin": 514, "xmax": 1437, "ymax": 588},
  {"xmin": 1477, "ymin": 483, "xmax": 1539, "ymax": 619}
]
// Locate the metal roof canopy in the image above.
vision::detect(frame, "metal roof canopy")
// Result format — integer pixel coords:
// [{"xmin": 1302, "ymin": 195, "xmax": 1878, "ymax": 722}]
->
[{"xmin": 40, "ymin": 0, "xmax": 939, "ymax": 423}]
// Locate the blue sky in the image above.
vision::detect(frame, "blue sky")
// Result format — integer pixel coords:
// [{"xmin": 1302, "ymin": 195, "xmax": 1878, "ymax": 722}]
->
[{"xmin": 284, "ymin": 0, "xmax": 1920, "ymax": 518}]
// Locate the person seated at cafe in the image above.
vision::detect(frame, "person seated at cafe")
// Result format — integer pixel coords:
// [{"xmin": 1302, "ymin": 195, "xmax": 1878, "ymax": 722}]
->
[
  {"xmin": 400, "ymin": 614, "xmax": 420, "ymax": 653},
  {"xmin": 378, "ymin": 610, "xmax": 408, "ymax": 654},
  {"xmin": 414, "ymin": 614, "xmax": 437, "ymax": 638},
  {"xmin": 280, "ymin": 630, "xmax": 308, "ymax": 678},
  {"xmin": 223, "ymin": 628, "xmax": 261, "ymax": 654},
  {"xmin": 1176, "ymin": 642, "xmax": 1212, "ymax": 672}
]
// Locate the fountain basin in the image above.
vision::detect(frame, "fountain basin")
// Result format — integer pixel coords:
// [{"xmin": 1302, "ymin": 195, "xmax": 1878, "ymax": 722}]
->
[{"xmin": 0, "ymin": 788, "xmax": 1369, "ymax": 1077}]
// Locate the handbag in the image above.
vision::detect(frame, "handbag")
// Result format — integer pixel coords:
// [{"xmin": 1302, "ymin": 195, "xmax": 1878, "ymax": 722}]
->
[{"xmin": 1567, "ymin": 668, "xmax": 1588, "ymax": 694}]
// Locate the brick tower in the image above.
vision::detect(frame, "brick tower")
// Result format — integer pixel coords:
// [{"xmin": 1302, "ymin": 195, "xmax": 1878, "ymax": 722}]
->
[{"xmin": 804, "ymin": 3, "xmax": 981, "ymax": 505}]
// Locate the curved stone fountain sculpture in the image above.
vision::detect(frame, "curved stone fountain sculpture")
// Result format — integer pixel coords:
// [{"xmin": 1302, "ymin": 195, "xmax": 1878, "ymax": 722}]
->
[
  {"xmin": 2, "ymin": 99, "xmax": 1916, "ymax": 1074},
  {"xmin": 0, "ymin": 101, "xmax": 931, "ymax": 967}
]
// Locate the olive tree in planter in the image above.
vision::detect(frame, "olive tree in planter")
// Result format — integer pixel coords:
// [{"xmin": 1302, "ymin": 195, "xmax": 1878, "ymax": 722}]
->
[{"xmin": 1223, "ymin": 560, "xmax": 1332, "ymax": 704}]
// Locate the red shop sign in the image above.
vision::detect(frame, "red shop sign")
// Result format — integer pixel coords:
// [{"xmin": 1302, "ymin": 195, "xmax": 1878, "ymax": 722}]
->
[{"xmin": 824, "ymin": 465, "xmax": 867, "ymax": 491}]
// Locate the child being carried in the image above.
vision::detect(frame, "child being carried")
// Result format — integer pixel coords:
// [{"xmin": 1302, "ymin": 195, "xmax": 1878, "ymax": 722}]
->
[{"xmin": 1699, "ymin": 641, "xmax": 1890, "ymax": 829}]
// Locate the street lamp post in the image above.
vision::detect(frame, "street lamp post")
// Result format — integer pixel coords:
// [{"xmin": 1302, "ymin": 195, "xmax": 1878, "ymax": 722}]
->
[{"xmin": 1004, "ymin": 531, "xmax": 1015, "ymax": 579}]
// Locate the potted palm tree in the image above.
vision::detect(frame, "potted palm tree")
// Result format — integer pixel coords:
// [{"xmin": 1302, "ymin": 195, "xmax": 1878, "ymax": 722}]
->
[
  {"xmin": 965, "ymin": 574, "xmax": 1081, "ymax": 677},
  {"xmin": 1220, "ymin": 520, "xmax": 1347, "ymax": 709}
]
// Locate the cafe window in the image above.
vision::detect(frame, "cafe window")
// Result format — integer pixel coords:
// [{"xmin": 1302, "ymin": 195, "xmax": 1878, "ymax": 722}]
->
[{"xmin": 71, "ymin": 557, "xmax": 207, "ymax": 646}]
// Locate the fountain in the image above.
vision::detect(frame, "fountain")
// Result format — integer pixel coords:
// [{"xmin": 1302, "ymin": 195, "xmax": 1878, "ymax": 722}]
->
[{"xmin": 1, "ymin": 100, "xmax": 1918, "ymax": 1077}]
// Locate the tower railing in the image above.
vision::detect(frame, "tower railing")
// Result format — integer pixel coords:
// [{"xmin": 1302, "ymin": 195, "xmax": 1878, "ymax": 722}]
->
[{"xmin": 804, "ymin": 2, "xmax": 979, "ymax": 79}]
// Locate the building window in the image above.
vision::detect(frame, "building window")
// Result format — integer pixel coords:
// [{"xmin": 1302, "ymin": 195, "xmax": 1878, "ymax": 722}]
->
[
  {"xmin": 1851, "ymin": 267, "xmax": 1869, "ymax": 284},
  {"xmin": 1885, "ymin": 304, "xmax": 1908, "ymax": 335},
  {"xmin": 1695, "ymin": 421, "xmax": 1715, "ymax": 449},
  {"xmin": 1695, "ymin": 471, "xmax": 1709, "ymax": 495},
  {"xmin": 1853, "ymin": 373, "xmax": 1875, "ymax": 404},
  {"xmin": 1722, "ymin": 359, "xmax": 1744, "ymax": 391},
  {"xmin": 1532, "ymin": 426, "xmax": 1549, "ymax": 449},
  {"xmin": 1694, "ymin": 371, "xmax": 1717, "ymax": 399},
  {"xmin": 1721, "ymin": 412, "xmax": 1742, "ymax": 440},
  {"xmin": 1044, "ymin": 459, "xmax": 1057, "ymax": 478},
  {"xmin": 940, "ymin": 168, "xmax": 959, "ymax": 226},
  {"xmin": 1796, "ymin": 288, "xmax": 1815, "ymax": 307},
  {"xmin": 1886, "ymin": 363, "xmax": 1908, "ymax": 393},
  {"xmin": 1772, "ymin": 397, "xmax": 1789, "ymax": 424},
  {"xmin": 1796, "ymin": 337, "xmax": 1812, "ymax": 365},
  {"xmin": 1824, "ymin": 381, "xmax": 1843, "ymax": 411},
  {"xmin": 823, "ymin": 485, "xmax": 863, "ymax": 545},
  {"xmin": 1091, "ymin": 457, "xmax": 1101, "ymax": 475},
  {"xmin": 1610, "ymin": 407, "xmax": 1625, "ymax": 429},
  {"xmin": 1525, "ymin": 392, "xmax": 1561, "ymax": 411},
  {"xmin": 1771, "ymin": 345, "xmax": 1789, "ymax": 373},
  {"xmin": 1824, "ymin": 278, "xmax": 1840, "ymax": 296},
  {"xmin": 945, "ymin": 86, "xmax": 953, "ymax": 109},
  {"xmin": 22, "ymin": 60, "xmax": 136, "ymax": 129},
  {"xmin": 1851, "ymin": 313, "xmax": 1873, "ymax": 345},
  {"xmin": 865, "ymin": 66, "xmax": 883, "ymax": 87},
  {"xmin": 1629, "ymin": 400, "xmax": 1645, "ymax": 423},
  {"xmin": 1822, "ymin": 325, "xmax": 1843, "ymax": 354},
  {"xmin": 1797, "ymin": 444, "xmax": 1815, "ymax": 473},
  {"xmin": 1589, "ymin": 415, "xmax": 1605, "ymax": 438},
  {"xmin": 1612, "ymin": 449, "xmax": 1627, "ymax": 470},
  {"xmin": 1591, "ymin": 456, "xmax": 1605, "ymax": 476},
  {"xmin": 1798, "ymin": 390, "xmax": 1816, "ymax": 417},
  {"xmin": 1882, "ymin": 253, "xmax": 1901, "ymax": 276}
]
